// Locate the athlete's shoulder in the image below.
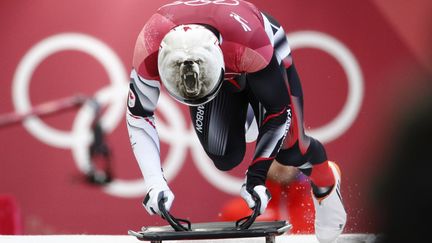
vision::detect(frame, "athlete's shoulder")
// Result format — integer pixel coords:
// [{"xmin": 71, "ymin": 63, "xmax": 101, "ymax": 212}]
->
[
  {"xmin": 156, "ymin": 0, "xmax": 266, "ymax": 43},
  {"xmin": 132, "ymin": 13, "xmax": 176, "ymax": 81},
  {"xmin": 133, "ymin": 1, "xmax": 274, "ymax": 78}
]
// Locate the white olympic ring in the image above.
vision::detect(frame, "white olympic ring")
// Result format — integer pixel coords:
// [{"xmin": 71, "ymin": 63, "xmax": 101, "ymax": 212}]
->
[
  {"xmin": 11, "ymin": 33, "xmax": 192, "ymax": 198},
  {"xmin": 287, "ymin": 31, "xmax": 364, "ymax": 143},
  {"xmin": 12, "ymin": 33, "xmax": 126, "ymax": 148},
  {"xmin": 12, "ymin": 31, "xmax": 364, "ymax": 197}
]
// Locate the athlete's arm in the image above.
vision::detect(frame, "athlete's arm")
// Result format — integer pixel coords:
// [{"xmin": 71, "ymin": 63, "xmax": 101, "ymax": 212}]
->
[
  {"xmin": 245, "ymin": 54, "xmax": 292, "ymax": 189},
  {"xmin": 127, "ymin": 69, "xmax": 164, "ymax": 188},
  {"xmin": 126, "ymin": 69, "xmax": 174, "ymax": 215},
  {"xmin": 244, "ymin": 13, "xmax": 293, "ymax": 190}
]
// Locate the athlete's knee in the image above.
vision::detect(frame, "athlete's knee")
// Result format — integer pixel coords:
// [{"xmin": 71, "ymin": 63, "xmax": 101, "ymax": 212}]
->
[
  {"xmin": 276, "ymin": 142, "xmax": 307, "ymax": 167},
  {"xmin": 276, "ymin": 137, "xmax": 328, "ymax": 174},
  {"xmin": 306, "ymin": 137, "xmax": 327, "ymax": 165},
  {"xmin": 208, "ymin": 149, "xmax": 245, "ymax": 171}
]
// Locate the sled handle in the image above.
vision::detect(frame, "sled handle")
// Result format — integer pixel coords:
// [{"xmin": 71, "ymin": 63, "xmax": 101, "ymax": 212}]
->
[
  {"xmin": 158, "ymin": 192, "xmax": 191, "ymax": 231},
  {"xmin": 236, "ymin": 190, "xmax": 261, "ymax": 230}
]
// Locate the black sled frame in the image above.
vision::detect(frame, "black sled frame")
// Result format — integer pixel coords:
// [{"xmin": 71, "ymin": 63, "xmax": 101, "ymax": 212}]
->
[{"xmin": 129, "ymin": 192, "xmax": 291, "ymax": 243}]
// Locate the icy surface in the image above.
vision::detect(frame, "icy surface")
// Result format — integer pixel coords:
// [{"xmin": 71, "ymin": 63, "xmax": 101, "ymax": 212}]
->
[{"xmin": 0, "ymin": 234, "xmax": 376, "ymax": 243}]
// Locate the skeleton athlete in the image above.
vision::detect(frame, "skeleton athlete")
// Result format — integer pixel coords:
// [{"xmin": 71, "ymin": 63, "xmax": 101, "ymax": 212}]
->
[{"xmin": 127, "ymin": 1, "xmax": 346, "ymax": 242}]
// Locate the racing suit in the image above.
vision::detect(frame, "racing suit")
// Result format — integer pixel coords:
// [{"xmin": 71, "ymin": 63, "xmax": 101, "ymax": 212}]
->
[{"xmin": 127, "ymin": 0, "xmax": 329, "ymax": 199}]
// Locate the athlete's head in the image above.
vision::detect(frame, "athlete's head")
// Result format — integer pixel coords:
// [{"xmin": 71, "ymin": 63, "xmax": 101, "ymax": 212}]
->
[{"xmin": 158, "ymin": 24, "xmax": 224, "ymax": 106}]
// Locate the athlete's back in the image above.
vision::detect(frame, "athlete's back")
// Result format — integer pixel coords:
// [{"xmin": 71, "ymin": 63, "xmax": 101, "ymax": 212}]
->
[{"xmin": 133, "ymin": 0, "xmax": 273, "ymax": 80}]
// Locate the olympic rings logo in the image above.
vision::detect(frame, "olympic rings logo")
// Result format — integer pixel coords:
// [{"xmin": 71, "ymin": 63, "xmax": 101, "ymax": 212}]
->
[{"xmin": 12, "ymin": 31, "xmax": 363, "ymax": 198}]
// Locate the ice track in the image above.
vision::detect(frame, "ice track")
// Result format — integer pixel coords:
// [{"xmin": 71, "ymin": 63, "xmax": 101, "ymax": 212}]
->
[{"xmin": 0, "ymin": 234, "xmax": 376, "ymax": 243}]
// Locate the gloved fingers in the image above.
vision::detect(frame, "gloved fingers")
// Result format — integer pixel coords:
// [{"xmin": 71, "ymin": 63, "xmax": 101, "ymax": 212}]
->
[
  {"xmin": 162, "ymin": 190, "xmax": 175, "ymax": 212},
  {"xmin": 143, "ymin": 189, "xmax": 157, "ymax": 215},
  {"xmin": 148, "ymin": 207, "xmax": 157, "ymax": 215},
  {"xmin": 143, "ymin": 189, "xmax": 174, "ymax": 216},
  {"xmin": 253, "ymin": 185, "xmax": 271, "ymax": 214},
  {"xmin": 240, "ymin": 184, "xmax": 256, "ymax": 209}
]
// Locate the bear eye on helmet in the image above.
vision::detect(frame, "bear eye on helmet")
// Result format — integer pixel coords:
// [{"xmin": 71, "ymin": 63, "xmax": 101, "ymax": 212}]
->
[{"xmin": 157, "ymin": 24, "xmax": 225, "ymax": 106}]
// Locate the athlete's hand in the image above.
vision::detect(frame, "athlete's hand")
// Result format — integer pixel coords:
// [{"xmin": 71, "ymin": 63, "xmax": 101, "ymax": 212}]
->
[
  {"xmin": 240, "ymin": 184, "xmax": 271, "ymax": 215},
  {"xmin": 143, "ymin": 185, "xmax": 174, "ymax": 216}
]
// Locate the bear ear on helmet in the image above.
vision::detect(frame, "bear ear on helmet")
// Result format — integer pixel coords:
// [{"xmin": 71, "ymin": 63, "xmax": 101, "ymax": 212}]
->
[{"xmin": 158, "ymin": 24, "xmax": 225, "ymax": 106}]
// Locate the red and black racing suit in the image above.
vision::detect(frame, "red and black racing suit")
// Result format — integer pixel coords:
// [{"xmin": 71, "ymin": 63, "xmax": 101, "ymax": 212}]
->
[{"xmin": 128, "ymin": 0, "xmax": 333, "ymax": 193}]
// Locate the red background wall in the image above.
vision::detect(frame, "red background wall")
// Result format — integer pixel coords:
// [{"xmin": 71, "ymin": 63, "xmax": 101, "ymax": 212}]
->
[{"xmin": 1, "ymin": 0, "xmax": 431, "ymax": 234}]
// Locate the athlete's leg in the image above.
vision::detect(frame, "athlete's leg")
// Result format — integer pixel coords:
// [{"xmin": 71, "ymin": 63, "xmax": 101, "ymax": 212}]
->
[
  {"xmin": 275, "ymin": 62, "xmax": 346, "ymax": 243},
  {"xmin": 260, "ymin": 12, "xmax": 345, "ymax": 242},
  {"xmin": 275, "ymin": 62, "xmax": 335, "ymax": 191},
  {"xmin": 189, "ymin": 81, "xmax": 249, "ymax": 171}
]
